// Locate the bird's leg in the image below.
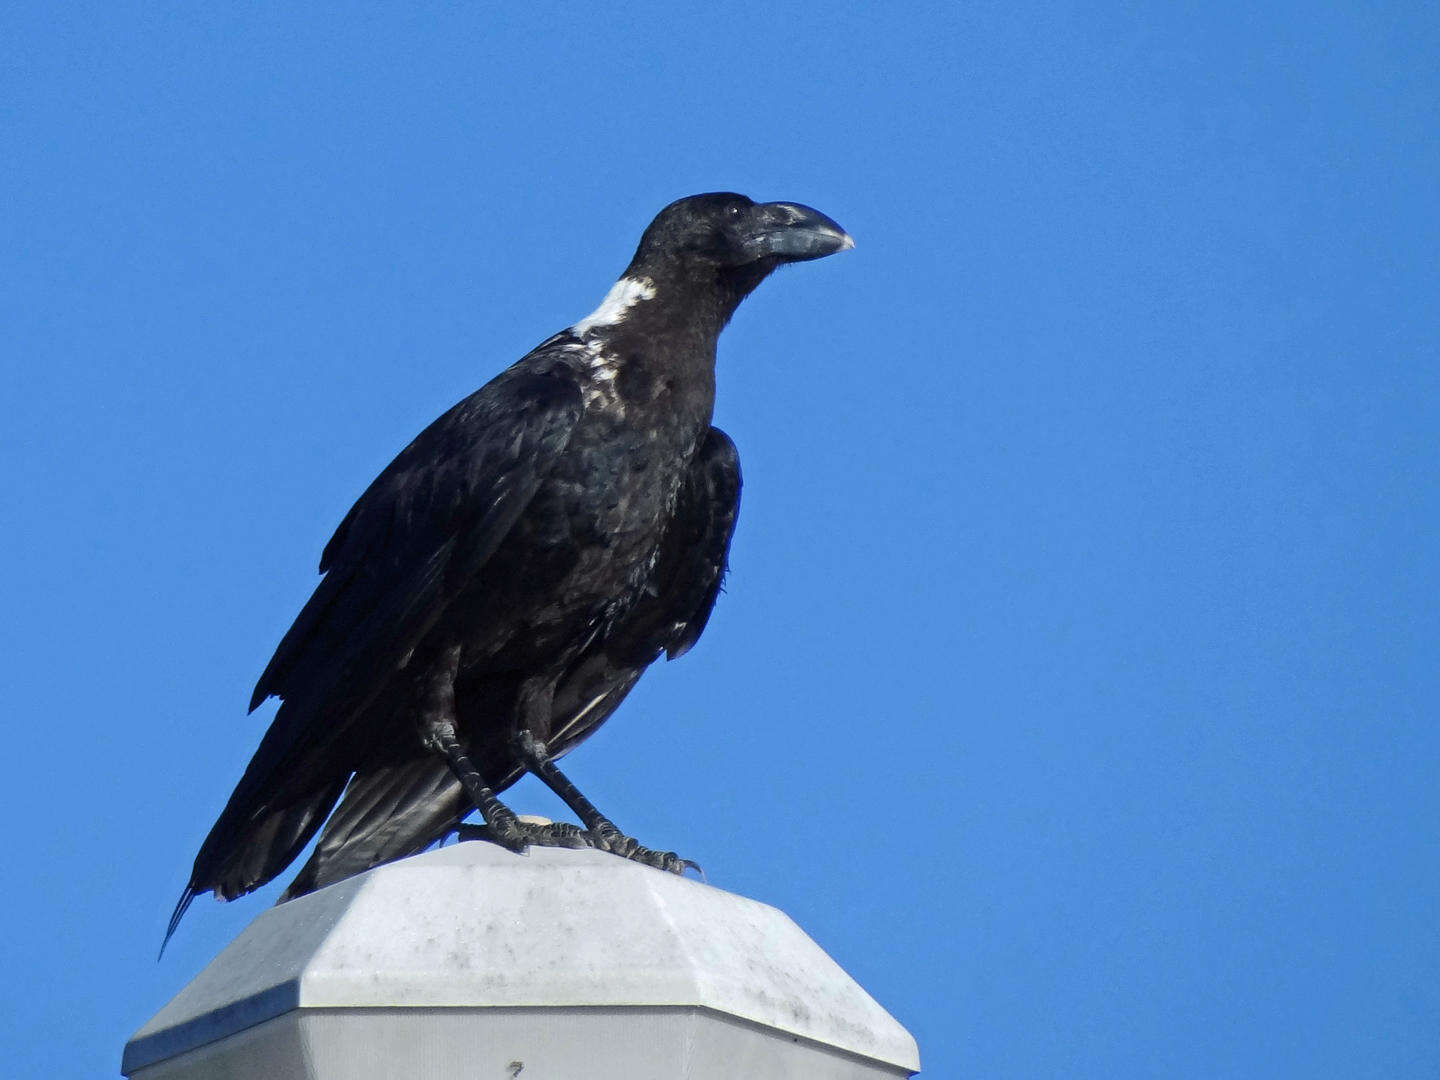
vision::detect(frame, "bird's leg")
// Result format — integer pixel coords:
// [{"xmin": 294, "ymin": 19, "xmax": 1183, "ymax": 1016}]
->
[
  {"xmin": 422, "ymin": 664, "xmax": 589, "ymax": 856},
  {"xmin": 425, "ymin": 722, "xmax": 591, "ymax": 854},
  {"xmin": 423, "ymin": 719, "xmax": 528, "ymax": 854},
  {"xmin": 513, "ymin": 730, "xmax": 699, "ymax": 877},
  {"xmin": 416, "ymin": 645, "xmax": 553, "ymax": 855}
]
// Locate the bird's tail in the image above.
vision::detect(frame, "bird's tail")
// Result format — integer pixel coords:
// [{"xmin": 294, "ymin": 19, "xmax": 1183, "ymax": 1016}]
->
[
  {"xmin": 277, "ymin": 756, "xmax": 471, "ymax": 902},
  {"xmin": 160, "ymin": 775, "xmax": 347, "ymax": 955}
]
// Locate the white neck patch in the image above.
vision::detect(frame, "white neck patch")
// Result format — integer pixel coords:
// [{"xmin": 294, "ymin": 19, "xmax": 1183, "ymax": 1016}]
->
[{"xmin": 572, "ymin": 276, "xmax": 655, "ymax": 335}]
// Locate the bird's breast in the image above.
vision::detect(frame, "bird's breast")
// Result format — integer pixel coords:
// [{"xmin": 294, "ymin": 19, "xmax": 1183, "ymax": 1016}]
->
[{"xmin": 452, "ymin": 337, "xmax": 716, "ymax": 670}]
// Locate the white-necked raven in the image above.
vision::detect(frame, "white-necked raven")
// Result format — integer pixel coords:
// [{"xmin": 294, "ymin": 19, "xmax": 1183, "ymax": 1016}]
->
[{"xmin": 167, "ymin": 193, "xmax": 852, "ymax": 947}]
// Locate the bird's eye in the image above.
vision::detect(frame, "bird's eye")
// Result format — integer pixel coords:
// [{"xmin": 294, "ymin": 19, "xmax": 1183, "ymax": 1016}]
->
[{"xmin": 725, "ymin": 204, "xmax": 742, "ymax": 218}]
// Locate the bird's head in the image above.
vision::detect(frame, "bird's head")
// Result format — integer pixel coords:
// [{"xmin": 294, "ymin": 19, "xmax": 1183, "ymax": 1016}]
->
[
  {"xmin": 630, "ymin": 193, "xmax": 853, "ymax": 276},
  {"xmin": 571, "ymin": 194, "xmax": 851, "ymax": 340}
]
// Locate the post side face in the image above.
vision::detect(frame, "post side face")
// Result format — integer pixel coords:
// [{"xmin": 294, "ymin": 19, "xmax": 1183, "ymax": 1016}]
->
[{"xmin": 129, "ymin": 1007, "xmax": 916, "ymax": 1080}]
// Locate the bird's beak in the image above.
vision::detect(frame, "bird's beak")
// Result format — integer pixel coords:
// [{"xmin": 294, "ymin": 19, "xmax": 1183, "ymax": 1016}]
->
[{"xmin": 742, "ymin": 202, "xmax": 854, "ymax": 263}]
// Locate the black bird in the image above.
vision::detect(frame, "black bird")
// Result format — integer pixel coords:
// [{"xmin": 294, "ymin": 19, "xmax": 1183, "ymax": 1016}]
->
[{"xmin": 167, "ymin": 193, "xmax": 852, "ymax": 946}]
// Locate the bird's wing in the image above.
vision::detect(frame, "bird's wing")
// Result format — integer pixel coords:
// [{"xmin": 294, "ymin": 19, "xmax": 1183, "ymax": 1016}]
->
[
  {"xmin": 657, "ymin": 425, "xmax": 742, "ymax": 660},
  {"xmin": 250, "ymin": 366, "xmax": 584, "ymax": 714},
  {"xmin": 176, "ymin": 365, "xmax": 582, "ymax": 912},
  {"xmin": 545, "ymin": 426, "xmax": 741, "ymax": 754},
  {"xmin": 247, "ymin": 424, "xmax": 736, "ymax": 907}
]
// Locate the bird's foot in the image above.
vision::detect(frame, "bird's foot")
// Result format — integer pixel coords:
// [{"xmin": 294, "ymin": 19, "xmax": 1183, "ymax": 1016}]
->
[
  {"xmin": 454, "ymin": 817, "xmax": 591, "ymax": 854},
  {"xmin": 454, "ymin": 817, "xmax": 700, "ymax": 877},
  {"xmin": 585, "ymin": 821, "xmax": 701, "ymax": 877}
]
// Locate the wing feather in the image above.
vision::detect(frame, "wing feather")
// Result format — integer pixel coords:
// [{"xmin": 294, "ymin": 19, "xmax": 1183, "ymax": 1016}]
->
[{"xmin": 181, "ymin": 363, "xmax": 584, "ymax": 910}]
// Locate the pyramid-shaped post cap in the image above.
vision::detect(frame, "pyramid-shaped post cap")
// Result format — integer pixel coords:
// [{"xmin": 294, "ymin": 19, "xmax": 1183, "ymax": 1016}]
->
[{"xmin": 126, "ymin": 843, "xmax": 920, "ymax": 1078}]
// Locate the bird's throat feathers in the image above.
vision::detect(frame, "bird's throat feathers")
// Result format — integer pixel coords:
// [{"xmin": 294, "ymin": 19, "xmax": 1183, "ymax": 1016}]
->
[
  {"xmin": 572, "ymin": 261, "xmax": 768, "ymax": 350},
  {"xmin": 572, "ymin": 276, "xmax": 657, "ymax": 335}
]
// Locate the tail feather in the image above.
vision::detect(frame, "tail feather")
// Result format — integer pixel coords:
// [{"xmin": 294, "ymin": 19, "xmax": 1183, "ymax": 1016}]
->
[
  {"xmin": 278, "ymin": 757, "xmax": 470, "ymax": 901},
  {"xmin": 162, "ymin": 776, "xmax": 347, "ymax": 952},
  {"xmin": 160, "ymin": 886, "xmax": 198, "ymax": 958}
]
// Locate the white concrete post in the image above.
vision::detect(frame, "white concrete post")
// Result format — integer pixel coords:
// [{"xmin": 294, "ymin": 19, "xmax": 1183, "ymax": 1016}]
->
[{"xmin": 125, "ymin": 843, "xmax": 920, "ymax": 1078}]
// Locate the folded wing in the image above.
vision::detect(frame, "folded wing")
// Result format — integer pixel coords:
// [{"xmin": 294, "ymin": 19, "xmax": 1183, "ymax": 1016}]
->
[
  {"xmin": 276, "ymin": 426, "xmax": 741, "ymax": 900},
  {"xmin": 167, "ymin": 367, "xmax": 584, "ymax": 942}
]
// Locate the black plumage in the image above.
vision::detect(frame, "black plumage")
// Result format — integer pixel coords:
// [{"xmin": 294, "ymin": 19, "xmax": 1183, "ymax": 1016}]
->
[{"xmin": 167, "ymin": 193, "xmax": 851, "ymax": 946}]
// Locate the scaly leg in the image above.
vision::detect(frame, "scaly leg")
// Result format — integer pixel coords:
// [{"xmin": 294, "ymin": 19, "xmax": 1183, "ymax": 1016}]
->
[
  {"xmin": 514, "ymin": 730, "xmax": 699, "ymax": 877},
  {"xmin": 418, "ymin": 647, "xmax": 586, "ymax": 854}
]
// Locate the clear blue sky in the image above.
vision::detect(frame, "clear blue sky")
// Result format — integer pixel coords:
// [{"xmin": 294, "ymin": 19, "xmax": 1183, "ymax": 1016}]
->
[{"xmin": 3, "ymin": 4, "xmax": 1437, "ymax": 1077}]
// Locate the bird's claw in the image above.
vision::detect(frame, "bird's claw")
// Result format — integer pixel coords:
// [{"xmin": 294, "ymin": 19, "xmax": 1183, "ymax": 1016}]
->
[{"xmin": 586, "ymin": 823, "xmax": 698, "ymax": 876}]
